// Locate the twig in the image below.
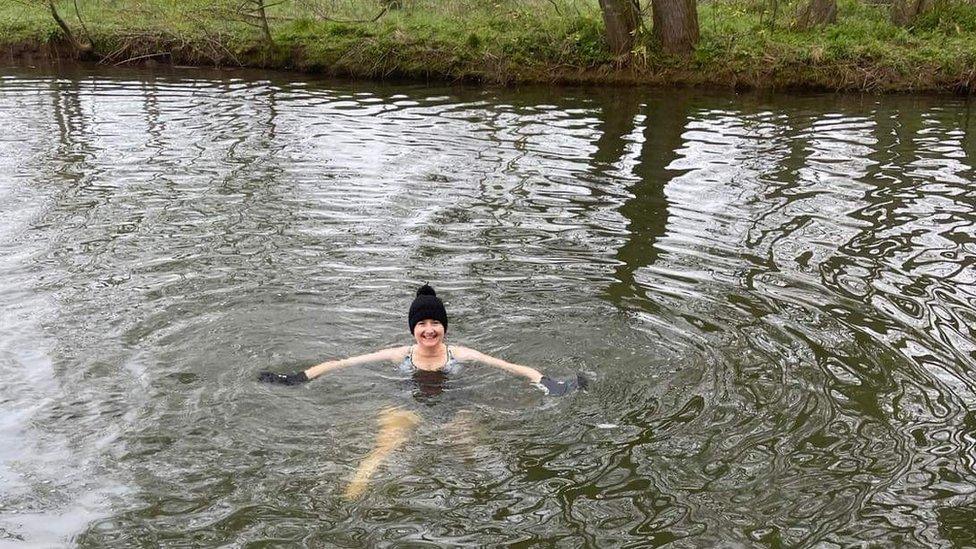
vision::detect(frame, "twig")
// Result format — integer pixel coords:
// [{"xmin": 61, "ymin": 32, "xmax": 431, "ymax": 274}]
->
[
  {"xmin": 313, "ymin": 5, "xmax": 389, "ymax": 23},
  {"xmin": 97, "ymin": 40, "xmax": 131, "ymax": 64},
  {"xmin": 114, "ymin": 51, "xmax": 171, "ymax": 66}
]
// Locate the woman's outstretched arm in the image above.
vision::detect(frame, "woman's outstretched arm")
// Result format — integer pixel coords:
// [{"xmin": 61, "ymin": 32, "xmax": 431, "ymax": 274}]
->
[
  {"xmin": 451, "ymin": 346, "xmax": 543, "ymax": 383},
  {"xmin": 303, "ymin": 346, "xmax": 409, "ymax": 380},
  {"xmin": 259, "ymin": 346, "xmax": 409, "ymax": 384}
]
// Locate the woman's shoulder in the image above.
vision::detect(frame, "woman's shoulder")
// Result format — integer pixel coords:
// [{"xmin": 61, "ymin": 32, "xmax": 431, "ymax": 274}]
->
[
  {"xmin": 448, "ymin": 345, "xmax": 481, "ymax": 361},
  {"xmin": 376, "ymin": 345, "xmax": 412, "ymax": 362}
]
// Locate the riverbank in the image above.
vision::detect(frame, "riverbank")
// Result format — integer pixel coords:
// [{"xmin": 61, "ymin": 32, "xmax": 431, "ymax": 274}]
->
[{"xmin": 2, "ymin": 0, "xmax": 975, "ymax": 93}]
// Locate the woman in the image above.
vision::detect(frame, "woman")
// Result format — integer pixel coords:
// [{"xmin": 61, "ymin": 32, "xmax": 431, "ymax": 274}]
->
[
  {"xmin": 259, "ymin": 284, "xmax": 583, "ymax": 499},
  {"xmin": 258, "ymin": 284, "xmax": 583, "ymax": 396}
]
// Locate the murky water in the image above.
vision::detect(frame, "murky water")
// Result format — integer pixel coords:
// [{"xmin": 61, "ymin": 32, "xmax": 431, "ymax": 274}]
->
[{"xmin": 1, "ymin": 66, "xmax": 974, "ymax": 547}]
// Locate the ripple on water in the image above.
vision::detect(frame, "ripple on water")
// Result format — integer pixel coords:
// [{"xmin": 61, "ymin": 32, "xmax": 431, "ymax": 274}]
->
[{"xmin": 1, "ymin": 71, "xmax": 975, "ymax": 546}]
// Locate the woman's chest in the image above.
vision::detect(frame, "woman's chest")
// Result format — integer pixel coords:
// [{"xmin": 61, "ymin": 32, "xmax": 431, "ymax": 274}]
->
[{"xmin": 412, "ymin": 353, "xmax": 447, "ymax": 370}]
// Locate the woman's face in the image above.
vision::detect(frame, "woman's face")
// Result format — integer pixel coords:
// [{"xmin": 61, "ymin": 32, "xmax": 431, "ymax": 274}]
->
[{"xmin": 413, "ymin": 319, "xmax": 445, "ymax": 348}]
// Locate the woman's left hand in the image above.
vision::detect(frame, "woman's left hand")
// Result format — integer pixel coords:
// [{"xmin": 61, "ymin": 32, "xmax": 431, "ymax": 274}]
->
[{"xmin": 537, "ymin": 373, "xmax": 587, "ymax": 396}]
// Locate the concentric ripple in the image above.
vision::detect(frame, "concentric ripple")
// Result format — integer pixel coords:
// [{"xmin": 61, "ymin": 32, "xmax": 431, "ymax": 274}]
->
[{"xmin": 0, "ymin": 67, "xmax": 974, "ymax": 547}]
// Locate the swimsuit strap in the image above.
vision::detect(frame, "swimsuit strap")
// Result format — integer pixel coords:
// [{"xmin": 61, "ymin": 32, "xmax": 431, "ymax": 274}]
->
[{"xmin": 405, "ymin": 344, "xmax": 452, "ymax": 369}]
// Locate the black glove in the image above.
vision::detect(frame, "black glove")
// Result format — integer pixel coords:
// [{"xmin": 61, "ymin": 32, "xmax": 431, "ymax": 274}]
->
[
  {"xmin": 258, "ymin": 371, "xmax": 309, "ymax": 385},
  {"xmin": 538, "ymin": 373, "xmax": 588, "ymax": 396}
]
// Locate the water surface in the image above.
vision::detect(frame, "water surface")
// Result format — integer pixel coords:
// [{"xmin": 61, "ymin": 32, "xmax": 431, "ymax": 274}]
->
[{"xmin": 0, "ymin": 66, "xmax": 975, "ymax": 547}]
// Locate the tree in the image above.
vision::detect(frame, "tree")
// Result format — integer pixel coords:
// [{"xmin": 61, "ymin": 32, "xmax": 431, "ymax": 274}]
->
[
  {"xmin": 27, "ymin": 0, "xmax": 95, "ymax": 58},
  {"xmin": 794, "ymin": 0, "xmax": 838, "ymax": 29},
  {"xmin": 651, "ymin": 0, "xmax": 700, "ymax": 55},
  {"xmin": 598, "ymin": 0, "xmax": 641, "ymax": 57},
  {"xmin": 890, "ymin": 0, "xmax": 934, "ymax": 26},
  {"xmin": 253, "ymin": 0, "xmax": 273, "ymax": 44},
  {"xmin": 220, "ymin": 0, "xmax": 278, "ymax": 44}
]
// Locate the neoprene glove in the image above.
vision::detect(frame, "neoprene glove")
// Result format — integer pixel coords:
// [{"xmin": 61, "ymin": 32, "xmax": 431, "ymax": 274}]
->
[
  {"xmin": 538, "ymin": 373, "xmax": 588, "ymax": 396},
  {"xmin": 258, "ymin": 370, "xmax": 309, "ymax": 385}
]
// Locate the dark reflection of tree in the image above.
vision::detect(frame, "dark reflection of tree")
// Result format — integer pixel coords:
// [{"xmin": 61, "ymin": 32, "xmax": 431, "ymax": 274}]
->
[
  {"xmin": 813, "ymin": 98, "xmax": 976, "ymax": 547},
  {"xmin": 962, "ymin": 98, "xmax": 976, "ymax": 181},
  {"xmin": 929, "ymin": 98, "xmax": 976, "ymax": 549},
  {"xmin": 50, "ymin": 78, "xmax": 94, "ymax": 180},
  {"xmin": 840, "ymin": 98, "xmax": 965, "ymax": 375},
  {"xmin": 74, "ymin": 78, "xmax": 295, "ymax": 546},
  {"xmin": 819, "ymin": 99, "xmax": 922, "ymax": 434},
  {"xmin": 141, "ymin": 78, "xmax": 164, "ymax": 146},
  {"xmin": 590, "ymin": 90, "xmax": 643, "ymax": 173},
  {"xmin": 604, "ymin": 95, "xmax": 692, "ymax": 311},
  {"xmin": 44, "ymin": 76, "xmax": 105, "ymax": 301},
  {"xmin": 8, "ymin": 76, "xmax": 122, "ymax": 539},
  {"xmin": 213, "ymin": 79, "xmax": 285, "ymax": 232},
  {"xmin": 156, "ymin": 77, "xmax": 289, "ymax": 315}
]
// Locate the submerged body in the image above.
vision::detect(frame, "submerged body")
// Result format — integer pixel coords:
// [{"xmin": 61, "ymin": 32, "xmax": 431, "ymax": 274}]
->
[{"xmin": 259, "ymin": 284, "xmax": 583, "ymax": 499}]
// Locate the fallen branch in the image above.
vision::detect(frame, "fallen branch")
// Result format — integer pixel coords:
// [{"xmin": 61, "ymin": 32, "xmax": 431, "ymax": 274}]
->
[{"xmin": 114, "ymin": 51, "xmax": 171, "ymax": 66}]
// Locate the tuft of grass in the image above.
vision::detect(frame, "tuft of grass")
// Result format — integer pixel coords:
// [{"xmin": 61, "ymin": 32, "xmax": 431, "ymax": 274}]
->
[{"xmin": 914, "ymin": 0, "xmax": 976, "ymax": 33}]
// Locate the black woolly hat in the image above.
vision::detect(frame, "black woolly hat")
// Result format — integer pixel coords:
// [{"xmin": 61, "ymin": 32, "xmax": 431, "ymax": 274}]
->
[{"xmin": 408, "ymin": 284, "xmax": 448, "ymax": 334}]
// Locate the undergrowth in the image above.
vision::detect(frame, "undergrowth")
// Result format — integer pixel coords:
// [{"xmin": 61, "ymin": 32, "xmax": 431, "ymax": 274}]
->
[{"xmin": 1, "ymin": 0, "xmax": 974, "ymax": 92}]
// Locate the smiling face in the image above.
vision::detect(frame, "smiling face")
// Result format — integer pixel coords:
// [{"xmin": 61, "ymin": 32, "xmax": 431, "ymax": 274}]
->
[{"xmin": 412, "ymin": 319, "xmax": 445, "ymax": 349}]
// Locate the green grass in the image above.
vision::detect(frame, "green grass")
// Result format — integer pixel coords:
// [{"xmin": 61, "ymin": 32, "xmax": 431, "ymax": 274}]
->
[{"xmin": 1, "ymin": 0, "xmax": 975, "ymax": 92}]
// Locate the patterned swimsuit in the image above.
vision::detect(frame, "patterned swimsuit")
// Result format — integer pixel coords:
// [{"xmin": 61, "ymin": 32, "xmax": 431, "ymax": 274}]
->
[{"xmin": 398, "ymin": 345, "xmax": 462, "ymax": 375}]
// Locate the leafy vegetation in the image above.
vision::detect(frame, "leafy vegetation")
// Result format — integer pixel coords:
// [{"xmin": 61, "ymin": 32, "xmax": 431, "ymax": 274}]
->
[{"xmin": 1, "ymin": 0, "xmax": 975, "ymax": 92}]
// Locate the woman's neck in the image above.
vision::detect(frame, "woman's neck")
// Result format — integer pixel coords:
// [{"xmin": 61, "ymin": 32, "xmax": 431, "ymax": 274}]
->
[{"xmin": 414, "ymin": 342, "xmax": 446, "ymax": 357}]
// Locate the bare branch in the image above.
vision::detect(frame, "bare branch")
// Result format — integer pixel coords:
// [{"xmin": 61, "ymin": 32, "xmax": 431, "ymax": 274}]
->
[
  {"xmin": 312, "ymin": 4, "xmax": 389, "ymax": 23},
  {"xmin": 114, "ymin": 51, "xmax": 171, "ymax": 66},
  {"xmin": 73, "ymin": 0, "xmax": 95, "ymax": 49}
]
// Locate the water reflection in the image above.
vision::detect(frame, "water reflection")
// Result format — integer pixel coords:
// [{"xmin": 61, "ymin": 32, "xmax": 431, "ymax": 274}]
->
[
  {"xmin": 603, "ymin": 93, "xmax": 689, "ymax": 312},
  {"xmin": 0, "ymin": 67, "xmax": 974, "ymax": 547}
]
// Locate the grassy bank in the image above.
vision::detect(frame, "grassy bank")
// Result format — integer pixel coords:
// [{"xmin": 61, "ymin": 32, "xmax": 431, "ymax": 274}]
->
[{"xmin": 2, "ymin": 0, "xmax": 976, "ymax": 92}]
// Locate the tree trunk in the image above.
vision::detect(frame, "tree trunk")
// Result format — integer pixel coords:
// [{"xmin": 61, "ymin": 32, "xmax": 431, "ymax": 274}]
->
[
  {"xmin": 891, "ymin": 0, "xmax": 934, "ymax": 25},
  {"xmin": 255, "ymin": 0, "xmax": 273, "ymax": 44},
  {"xmin": 794, "ymin": 0, "xmax": 837, "ymax": 29},
  {"xmin": 47, "ymin": 0, "xmax": 93, "ymax": 58},
  {"xmin": 651, "ymin": 0, "xmax": 700, "ymax": 56},
  {"xmin": 598, "ymin": 0, "xmax": 640, "ymax": 57}
]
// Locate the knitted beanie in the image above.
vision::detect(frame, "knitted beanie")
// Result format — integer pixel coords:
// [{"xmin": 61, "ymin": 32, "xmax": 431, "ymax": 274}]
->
[{"xmin": 408, "ymin": 284, "xmax": 448, "ymax": 334}]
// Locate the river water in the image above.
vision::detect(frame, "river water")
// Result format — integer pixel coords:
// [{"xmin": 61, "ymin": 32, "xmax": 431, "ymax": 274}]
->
[{"xmin": 0, "ymin": 66, "xmax": 974, "ymax": 547}]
